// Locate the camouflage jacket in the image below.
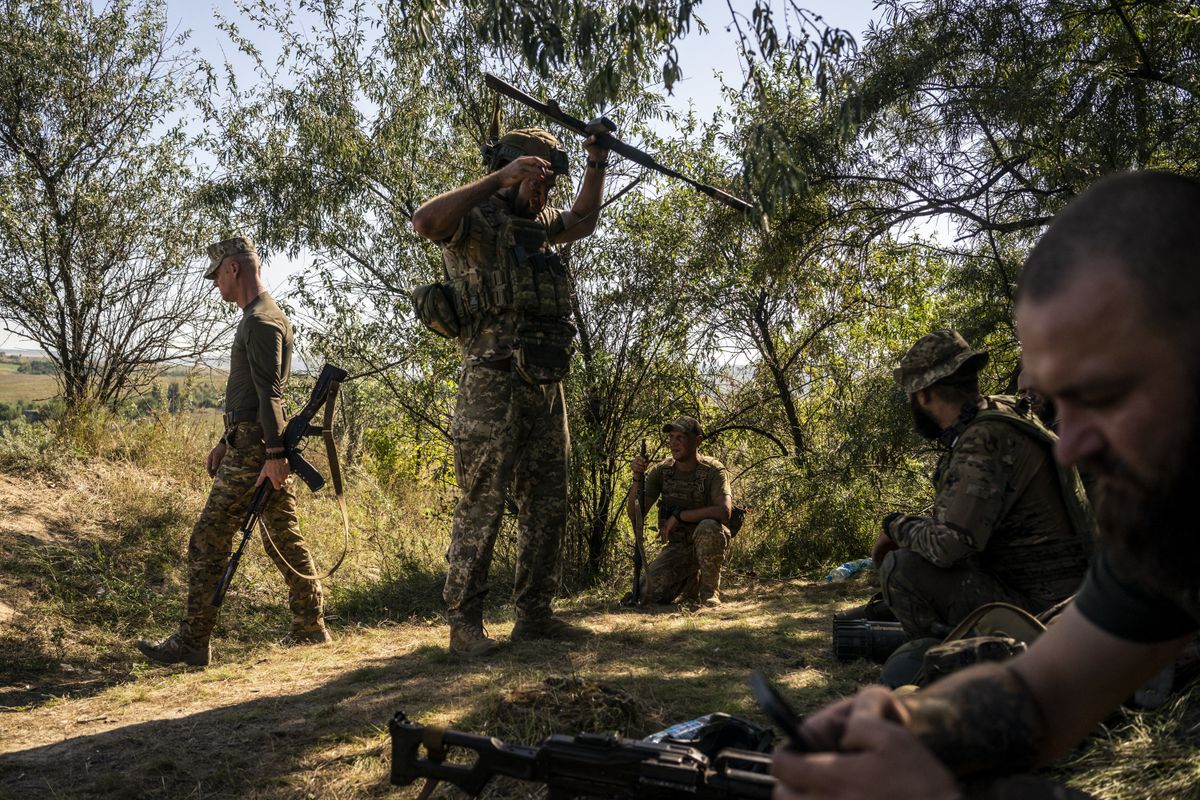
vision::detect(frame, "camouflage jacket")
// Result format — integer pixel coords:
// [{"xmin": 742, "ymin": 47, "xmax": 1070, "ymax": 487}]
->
[
  {"xmin": 644, "ymin": 455, "xmax": 731, "ymax": 530},
  {"xmin": 889, "ymin": 396, "xmax": 1093, "ymax": 603}
]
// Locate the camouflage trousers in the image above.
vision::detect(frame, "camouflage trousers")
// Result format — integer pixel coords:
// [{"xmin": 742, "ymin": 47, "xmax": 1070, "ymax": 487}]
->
[
  {"xmin": 178, "ymin": 421, "xmax": 324, "ymax": 646},
  {"xmin": 880, "ymin": 549, "xmax": 1044, "ymax": 638},
  {"xmin": 640, "ymin": 520, "xmax": 729, "ymax": 604},
  {"xmin": 444, "ymin": 365, "xmax": 568, "ymax": 623}
]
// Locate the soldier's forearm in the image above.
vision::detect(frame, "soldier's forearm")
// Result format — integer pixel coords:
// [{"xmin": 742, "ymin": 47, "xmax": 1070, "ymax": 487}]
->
[
  {"xmin": 902, "ymin": 663, "xmax": 1047, "ymax": 776},
  {"xmin": 413, "ymin": 173, "xmax": 504, "ymax": 241},
  {"xmin": 679, "ymin": 504, "xmax": 730, "ymax": 525}
]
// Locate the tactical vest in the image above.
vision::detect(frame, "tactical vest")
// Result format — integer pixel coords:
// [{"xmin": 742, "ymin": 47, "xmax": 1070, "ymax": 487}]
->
[
  {"xmin": 656, "ymin": 459, "xmax": 716, "ymax": 529},
  {"xmin": 968, "ymin": 396, "xmax": 1095, "ymax": 542},
  {"xmin": 451, "ymin": 208, "xmax": 576, "ymax": 384}
]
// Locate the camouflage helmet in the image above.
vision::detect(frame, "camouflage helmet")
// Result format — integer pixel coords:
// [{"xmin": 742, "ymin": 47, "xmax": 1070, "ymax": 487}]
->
[
  {"xmin": 484, "ymin": 128, "xmax": 570, "ymax": 176},
  {"xmin": 893, "ymin": 330, "xmax": 989, "ymax": 394}
]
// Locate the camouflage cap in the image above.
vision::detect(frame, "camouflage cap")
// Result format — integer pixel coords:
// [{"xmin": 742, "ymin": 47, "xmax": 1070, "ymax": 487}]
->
[
  {"xmin": 663, "ymin": 416, "xmax": 704, "ymax": 437},
  {"xmin": 893, "ymin": 330, "xmax": 989, "ymax": 394},
  {"xmin": 205, "ymin": 235, "xmax": 257, "ymax": 279}
]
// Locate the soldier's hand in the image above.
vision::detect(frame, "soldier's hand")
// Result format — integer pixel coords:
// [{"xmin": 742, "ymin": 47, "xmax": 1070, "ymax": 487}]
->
[
  {"xmin": 660, "ymin": 513, "xmax": 677, "ymax": 542},
  {"xmin": 584, "ymin": 133, "xmax": 610, "ymax": 164},
  {"xmin": 771, "ymin": 687, "xmax": 959, "ymax": 800},
  {"xmin": 631, "ymin": 454, "xmax": 649, "ymax": 478},
  {"xmin": 256, "ymin": 457, "xmax": 291, "ymax": 490},
  {"xmin": 495, "ymin": 155, "xmax": 552, "ymax": 189},
  {"xmin": 207, "ymin": 442, "xmax": 228, "ymax": 477},
  {"xmin": 871, "ymin": 531, "xmax": 898, "ymax": 567}
]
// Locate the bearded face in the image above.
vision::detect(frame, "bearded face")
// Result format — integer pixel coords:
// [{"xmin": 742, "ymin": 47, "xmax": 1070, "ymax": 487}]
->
[
  {"xmin": 910, "ymin": 393, "xmax": 944, "ymax": 441},
  {"xmin": 1086, "ymin": 381, "xmax": 1200, "ymax": 594}
]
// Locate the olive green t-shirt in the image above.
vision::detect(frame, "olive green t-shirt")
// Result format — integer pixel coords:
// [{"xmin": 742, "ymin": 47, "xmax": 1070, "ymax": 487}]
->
[{"xmin": 224, "ymin": 292, "xmax": 292, "ymax": 448}]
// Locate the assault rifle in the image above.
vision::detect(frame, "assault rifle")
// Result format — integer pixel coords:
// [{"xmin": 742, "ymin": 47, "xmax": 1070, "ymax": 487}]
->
[
  {"xmin": 484, "ymin": 73, "xmax": 756, "ymax": 214},
  {"xmin": 632, "ymin": 439, "xmax": 648, "ymax": 604},
  {"xmin": 388, "ymin": 712, "xmax": 775, "ymax": 799},
  {"xmin": 211, "ymin": 363, "xmax": 348, "ymax": 607}
]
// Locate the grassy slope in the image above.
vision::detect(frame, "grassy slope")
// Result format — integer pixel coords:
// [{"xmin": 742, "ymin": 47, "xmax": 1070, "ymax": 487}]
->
[{"xmin": 0, "ymin": 429, "xmax": 1196, "ymax": 799}]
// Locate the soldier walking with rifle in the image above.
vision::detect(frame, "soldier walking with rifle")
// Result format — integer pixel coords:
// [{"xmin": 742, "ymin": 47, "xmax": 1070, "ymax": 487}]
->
[{"xmin": 136, "ymin": 235, "xmax": 330, "ymax": 667}]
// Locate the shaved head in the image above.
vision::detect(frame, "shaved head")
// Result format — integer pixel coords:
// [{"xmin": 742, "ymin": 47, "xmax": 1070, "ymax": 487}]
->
[{"xmin": 1019, "ymin": 170, "xmax": 1200, "ymax": 337}]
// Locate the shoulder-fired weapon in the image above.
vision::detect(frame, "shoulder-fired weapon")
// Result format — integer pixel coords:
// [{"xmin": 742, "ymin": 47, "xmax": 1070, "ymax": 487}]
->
[{"xmin": 211, "ymin": 363, "xmax": 348, "ymax": 607}]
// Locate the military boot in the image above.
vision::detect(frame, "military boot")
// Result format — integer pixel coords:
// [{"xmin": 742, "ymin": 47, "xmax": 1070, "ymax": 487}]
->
[
  {"xmin": 135, "ymin": 632, "xmax": 210, "ymax": 667},
  {"xmin": 281, "ymin": 626, "xmax": 333, "ymax": 646},
  {"xmin": 511, "ymin": 613, "xmax": 593, "ymax": 642},
  {"xmin": 448, "ymin": 610, "xmax": 501, "ymax": 658}
]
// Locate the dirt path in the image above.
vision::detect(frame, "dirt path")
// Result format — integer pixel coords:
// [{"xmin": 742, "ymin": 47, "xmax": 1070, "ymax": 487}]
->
[{"xmin": 0, "ymin": 569, "xmax": 867, "ymax": 799}]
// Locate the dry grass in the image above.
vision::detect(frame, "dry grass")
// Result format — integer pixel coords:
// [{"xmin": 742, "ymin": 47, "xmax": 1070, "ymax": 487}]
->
[{"xmin": 0, "ymin": 418, "xmax": 1196, "ymax": 799}]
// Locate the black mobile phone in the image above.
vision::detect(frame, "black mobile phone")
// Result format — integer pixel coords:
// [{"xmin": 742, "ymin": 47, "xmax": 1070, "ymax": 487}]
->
[{"xmin": 749, "ymin": 671, "xmax": 811, "ymax": 752}]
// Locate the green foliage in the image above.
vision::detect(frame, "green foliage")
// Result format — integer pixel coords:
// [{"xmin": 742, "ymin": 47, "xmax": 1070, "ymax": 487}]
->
[{"xmin": 0, "ymin": 0, "xmax": 223, "ymax": 411}]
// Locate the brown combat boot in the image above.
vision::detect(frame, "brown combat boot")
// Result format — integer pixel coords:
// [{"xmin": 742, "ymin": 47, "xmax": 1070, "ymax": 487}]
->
[
  {"xmin": 448, "ymin": 610, "xmax": 501, "ymax": 658},
  {"xmin": 510, "ymin": 614, "xmax": 592, "ymax": 642},
  {"xmin": 281, "ymin": 626, "xmax": 333, "ymax": 646},
  {"xmin": 136, "ymin": 633, "xmax": 210, "ymax": 667}
]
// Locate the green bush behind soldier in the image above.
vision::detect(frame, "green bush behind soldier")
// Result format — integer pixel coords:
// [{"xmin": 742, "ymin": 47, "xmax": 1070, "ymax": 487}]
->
[
  {"xmin": 627, "ymin": 416, "xmax": 733, "ymax": 607},
  {"xmin": 411, "ymin": 127, "xmax": 609, "ymax": 656},
  {"xmin": 873, "ymin": 330, "xmax": 1093, "ymax": 638},
  {"xmin": 136, "ymin": 236, "xmax": 329, "ymax": 667}
]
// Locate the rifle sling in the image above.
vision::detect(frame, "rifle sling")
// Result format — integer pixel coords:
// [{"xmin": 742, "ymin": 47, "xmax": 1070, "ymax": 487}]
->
[{"xmin": 259, "ymin": 380, "xmax": 351, "ymax": 583}]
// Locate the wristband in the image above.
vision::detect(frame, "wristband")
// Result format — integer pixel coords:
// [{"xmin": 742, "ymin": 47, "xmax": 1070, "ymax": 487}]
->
[
  {"xmin": 673, "ymin": 509, "xmax": 684, "ymax": 523},
  {"xmin": 265, "ymin": 451, "xmax": 287, "ymax": 461},
  {"xmin": 587, "ymin": 159, "xmax": 608, "ymax": 170}
]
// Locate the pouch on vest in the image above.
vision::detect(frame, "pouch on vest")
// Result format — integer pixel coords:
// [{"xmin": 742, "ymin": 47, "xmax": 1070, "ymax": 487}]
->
[
  {"xmin": 513, "ymin": 316, "xmax": 576, "ymax": 384},
  {"xmin": 411, "ymin": 282, "xmax": 462, "ymax": 339}
]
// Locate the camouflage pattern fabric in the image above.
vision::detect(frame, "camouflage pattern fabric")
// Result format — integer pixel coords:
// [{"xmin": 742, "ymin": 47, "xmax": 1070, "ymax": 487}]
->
[
  {"xmin": 883, "ymin": 398, "xmax": 1092, "ymax": 637},
  {"xmin": 880, "ymin": 549, "xmax": 1030, "ymax": 638},
  {"xmin": 893, "ymin": 329, "xmax": 989, "ymax": 394},
  {"xmin": 638, "ymin": 456, "xmax": 732, "ymax": 604},
  {"xmin": 444, "ymin": 364, "xmax": 568, "ymax": 623},
  {"xmin": 204, "ymin": 234, "xmax": 257, "ymax": 279},
  {"xmin": 641, "ymin": 520, "xmax": 729, "ymax": 604},
  {"xmin": 178, "ymin": 421, "xmax": 324, "ymax": 645},
  {"xmin": 439, "ymin": 193, "xmax": 566, "ymax": 365}
]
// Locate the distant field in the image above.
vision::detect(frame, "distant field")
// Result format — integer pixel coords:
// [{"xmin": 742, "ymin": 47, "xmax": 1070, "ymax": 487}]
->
[
  {"xmin": 0, "ymin": 357, "xmax": 225, "ymax": 405},
  {"xmin": 0, "ymin": 369, "xmax": 58, "ymax": 403}
]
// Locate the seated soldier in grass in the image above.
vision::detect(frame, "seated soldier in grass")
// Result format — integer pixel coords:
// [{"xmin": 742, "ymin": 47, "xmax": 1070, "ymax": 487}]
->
[
  {"xmin": 627, "ymin": 416, "xmax": 733, "ymax": 607},
  {"xmin": 873, "ymin": 331, "xmax": 1094, "ymax": 638}
]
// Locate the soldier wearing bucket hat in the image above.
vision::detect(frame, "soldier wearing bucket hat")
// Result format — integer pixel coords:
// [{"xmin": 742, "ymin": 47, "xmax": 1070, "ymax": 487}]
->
[
  {"xmin": 410, "ymin": 126, "xmax": 612, "ymax": 657},
  {"xmin": 866, "ymin": 330, "xmax": 1092, "ymax": 640},
  {"xmin": 627, "ymin": 416, "xmax": 733, "ymax": 607}
]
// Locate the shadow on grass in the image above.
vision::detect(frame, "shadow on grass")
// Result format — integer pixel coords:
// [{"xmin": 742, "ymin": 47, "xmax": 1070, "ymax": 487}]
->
[{"xmin": 0, "ymin": 578, "xmax": 881, "ymax": 799}]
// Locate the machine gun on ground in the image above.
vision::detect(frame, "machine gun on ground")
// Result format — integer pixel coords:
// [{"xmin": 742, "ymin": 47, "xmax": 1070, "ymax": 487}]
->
[
  {"xmin": 388, "ymin": 712, "xmax": 775, "ymax": 799},
  {"xmin": 212, "ymin": 363, "xmax": 349, "ymax": 607}
]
